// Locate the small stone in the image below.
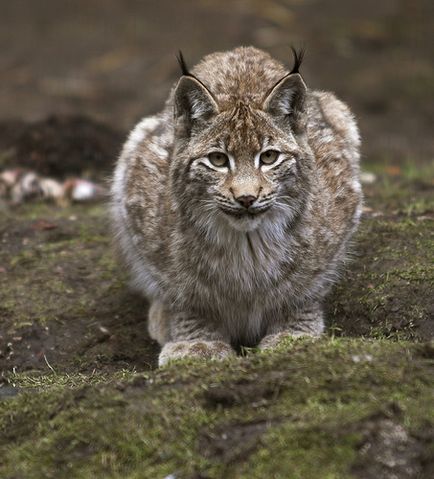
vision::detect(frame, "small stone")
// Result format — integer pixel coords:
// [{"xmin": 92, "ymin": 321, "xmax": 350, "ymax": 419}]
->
[
  {"xmin": 360, "ymin": 172, "xmax": 377, "ymax": 184},
  {"xmin": 352, "ymin": 354, "xmax": 373, "ymax": 363},
  {"xmin": 98, "ymin": 326, "xmax": 110, "ymax": 335}
]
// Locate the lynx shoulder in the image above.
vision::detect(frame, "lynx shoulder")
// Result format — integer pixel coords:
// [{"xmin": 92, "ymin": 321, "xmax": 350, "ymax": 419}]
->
[{"xmin": 110, "ymin": 46, "xmax": 362, "ymax": 366}]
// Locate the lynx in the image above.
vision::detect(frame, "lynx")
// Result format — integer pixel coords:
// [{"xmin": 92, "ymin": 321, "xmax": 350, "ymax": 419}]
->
[{"xmin": 110, "ymin": 47, "xmax": 362, "ymax": 366}]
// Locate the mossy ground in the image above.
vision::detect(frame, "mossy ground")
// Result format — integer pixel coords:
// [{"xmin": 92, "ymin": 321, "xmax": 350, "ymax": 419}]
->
[
  {"xmin": 1, "ymin": 339, "xmax": 433, "ymax": 479},
  {"xmin": 0, "ymin": 167, "xmax": 433, "ymax": 478},
  {"xmin": 328, "ymin": 166, "xmax": 434, "ymax": 341}
]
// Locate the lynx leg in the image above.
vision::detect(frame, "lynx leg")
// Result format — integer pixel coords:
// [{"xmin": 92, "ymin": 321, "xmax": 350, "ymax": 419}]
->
[
  {"xmin": 149, "ymin": 304, "xmax": 234, "ymax": 366},
  {"xmin": 259, "ymin": 302, "xmax": 325, "ymax": 350},
  {"xmin": 148, "ymin": 300, "xmax": 171, "ymax": 345}
]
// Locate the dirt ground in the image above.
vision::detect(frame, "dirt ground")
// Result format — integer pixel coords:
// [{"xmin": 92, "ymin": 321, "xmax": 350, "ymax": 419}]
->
[{"xmin": 0, "ymin": 0, "xmax": 433, "ymax": 477}]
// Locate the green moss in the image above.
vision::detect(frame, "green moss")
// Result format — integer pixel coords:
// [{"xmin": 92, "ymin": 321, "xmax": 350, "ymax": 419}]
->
[
  {"xmin": 0, "ymin": 339, "xmax": 432, "ymax": 478},
  {"xmin": 5, "ymin": 369, "xmax": 139, "ymax": 389},
  {"xmin": 329, "ymin": 214, "xmax": 434, "ymax": 340}
]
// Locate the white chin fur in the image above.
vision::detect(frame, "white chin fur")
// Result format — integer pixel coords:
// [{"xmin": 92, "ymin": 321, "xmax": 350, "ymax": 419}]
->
[{"xmin": 224, "ymin": 214, "xmax": 264, "ymax": 232}]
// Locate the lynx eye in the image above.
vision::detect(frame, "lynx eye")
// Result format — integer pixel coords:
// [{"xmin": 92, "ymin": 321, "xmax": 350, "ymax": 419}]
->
[
  {"xmin": 259, "ymin": 150, "xmax": 280, "ymax": 166},
  {"xmin": 208, "ymin": 152, "xmax": 229, "ymax": 168}
]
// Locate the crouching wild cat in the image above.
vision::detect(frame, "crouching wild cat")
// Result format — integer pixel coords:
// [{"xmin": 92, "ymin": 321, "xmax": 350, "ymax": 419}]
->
[{"xmin": 110, "ymin": 47, "xmax": 362, "ymax": 366}]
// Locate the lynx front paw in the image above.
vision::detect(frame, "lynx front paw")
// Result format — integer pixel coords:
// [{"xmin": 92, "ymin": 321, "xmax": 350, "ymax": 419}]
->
[{"xmin": 158, "ymin": 340, "xmax": 234, "ymax": 367}]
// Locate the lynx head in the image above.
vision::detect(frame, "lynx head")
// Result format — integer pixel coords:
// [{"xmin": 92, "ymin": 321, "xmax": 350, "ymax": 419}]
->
[{"xmin": 171, "ymin": 49, "xmax": 312, "ymax": 234}]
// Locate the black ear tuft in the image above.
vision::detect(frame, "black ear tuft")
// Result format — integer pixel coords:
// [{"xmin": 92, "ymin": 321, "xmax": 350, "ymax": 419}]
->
[
  {"xmin": 290, "ymin": 46, "xmax": 305, "ymax": 74},
  {"xmin": 177, "ymin": 50, "xmax": 190, "ymax": 76}
]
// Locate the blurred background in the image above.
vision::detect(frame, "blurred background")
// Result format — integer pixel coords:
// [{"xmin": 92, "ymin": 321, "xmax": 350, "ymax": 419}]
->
[{"xmin": 1, "ymin": 0, "xmax": 433, "ymax": 172}]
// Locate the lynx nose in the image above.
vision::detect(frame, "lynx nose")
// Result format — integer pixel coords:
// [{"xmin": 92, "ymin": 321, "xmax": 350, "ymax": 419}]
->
[{"xmin": 235, "ymin": 195, "xmax": 257, "ymax": 209}]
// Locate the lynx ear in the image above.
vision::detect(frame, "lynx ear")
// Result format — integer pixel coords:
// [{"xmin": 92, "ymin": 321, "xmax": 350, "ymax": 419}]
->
[
  {"xmin": 263, "ymin": 73, "xmax": 307, "ymax": 129},
  {"xmin": 174, "ymin": 76, "xmax": 218, "ymax": 137}
]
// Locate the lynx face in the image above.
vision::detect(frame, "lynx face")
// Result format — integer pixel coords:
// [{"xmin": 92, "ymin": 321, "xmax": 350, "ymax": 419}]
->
[
  {"xmin": 187, "ymin": 112, "xmax": 304, "ymax": 232},
  {"xmin": 172, "ymin": 73, "xmax": 309, "ymax": 232}
]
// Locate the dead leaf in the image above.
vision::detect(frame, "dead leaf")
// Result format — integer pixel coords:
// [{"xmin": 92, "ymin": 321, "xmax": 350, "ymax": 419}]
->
[{"xmin": 31, "ymin": 219, "xmax": 57, "ymax": 231}]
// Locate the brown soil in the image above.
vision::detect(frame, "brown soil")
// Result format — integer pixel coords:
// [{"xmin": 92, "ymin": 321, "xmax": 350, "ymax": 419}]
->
[{"xmin": 0, "ymin": 115, "xmax": 124, "ymax": 179}]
